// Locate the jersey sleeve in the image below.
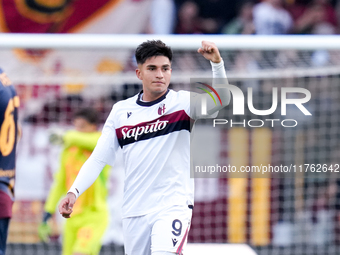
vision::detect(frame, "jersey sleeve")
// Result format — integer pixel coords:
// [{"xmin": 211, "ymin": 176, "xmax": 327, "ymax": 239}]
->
[
  {"xmin": 191, "ymin": 59, "xmax": 231, "ymax": 119},
  {"xmin": 68, "ymin": 105, "xmax": 120, "ymax": 199},
  {"xmin": 210, "ymin": 59, "xmax": 228, "ymax": 79}
]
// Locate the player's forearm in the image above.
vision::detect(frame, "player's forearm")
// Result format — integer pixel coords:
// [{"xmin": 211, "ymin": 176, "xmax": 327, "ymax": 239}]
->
[
  {"xmin": 191, "ymin": 59, "xmax": 230, "ymax": 119},
  {"xmin": 208, "ymin": 59, "xmax": 230, "ymax": 112},
  {"xmin": 211, "ymin": 59, "xmax": 227, "ymax": 80},
  {"xmin": 192, "ymin": 59, "xmax": 230, "ymax": 119},
  {"xmin": 68, "ymin": 156, "xmax": 106, "ymax": 199}
]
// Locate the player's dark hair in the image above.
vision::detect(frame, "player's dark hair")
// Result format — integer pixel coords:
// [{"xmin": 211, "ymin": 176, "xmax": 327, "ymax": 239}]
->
[
  {"xmin": 135, "ymin": 40, "xmax": 172, "ymax": 65},
  {"xmin": 73, "ymin": 107, "xmax": 99, "ymax": 125}
]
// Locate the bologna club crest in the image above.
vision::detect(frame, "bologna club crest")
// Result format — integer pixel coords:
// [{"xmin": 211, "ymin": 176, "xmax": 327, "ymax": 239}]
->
[{"xmin": 158, "ymin": 104, "xmax": 166, "ymax": 115}]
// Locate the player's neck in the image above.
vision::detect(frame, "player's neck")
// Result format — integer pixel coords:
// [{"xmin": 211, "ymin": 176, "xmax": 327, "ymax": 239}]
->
[{"xmin": 142, "ymin": 90, "xmax": 167, "ymax": 102}]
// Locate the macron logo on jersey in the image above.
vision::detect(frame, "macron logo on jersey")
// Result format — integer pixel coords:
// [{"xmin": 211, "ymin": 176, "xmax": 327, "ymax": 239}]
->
[{"xmin": 116, "ymin": 110, "xmax": 191, "ymax": 148}]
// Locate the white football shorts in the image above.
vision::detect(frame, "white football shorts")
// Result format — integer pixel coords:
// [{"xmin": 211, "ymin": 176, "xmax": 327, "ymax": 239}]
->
[{"xmin": 122, "ymin": 204, "xmax": 193, "ymax": 255}]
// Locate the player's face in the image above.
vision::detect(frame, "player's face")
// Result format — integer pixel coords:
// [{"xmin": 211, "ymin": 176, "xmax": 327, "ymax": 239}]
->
[
  {"xmin": 73, "ymin": 117, "xmax": 97, "ymax": 133},
  {"xmin": 136, "ymin": 56, "xmax": 172, "ymax": 101}
]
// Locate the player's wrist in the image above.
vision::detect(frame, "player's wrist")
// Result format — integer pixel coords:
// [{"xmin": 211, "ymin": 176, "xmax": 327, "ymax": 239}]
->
[
  {"xmin": 67, "ymin": 190, "xmax": 78, "ymax": 200},
  {"xmin": 210, "ymin": 58, "xmax": 224, "ymax": 67},
  {"xmin": 211, "ymin": 56, "xmax": 222, "ymax": 63}
]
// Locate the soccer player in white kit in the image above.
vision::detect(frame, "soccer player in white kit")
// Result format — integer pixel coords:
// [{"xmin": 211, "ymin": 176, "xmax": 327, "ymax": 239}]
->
[{"xmin": 58, "ymin": 40, "xmax": 231, "ymax": 255}]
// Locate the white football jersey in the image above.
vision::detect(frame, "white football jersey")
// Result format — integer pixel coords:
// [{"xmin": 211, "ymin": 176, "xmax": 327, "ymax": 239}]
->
[
  {"xmin": 108, "ymin": 90, "xmax": 193, "ymax": 217},
  {"xmin": 68, "ymin": 60, "xmax": 228, "ymax": 218}
]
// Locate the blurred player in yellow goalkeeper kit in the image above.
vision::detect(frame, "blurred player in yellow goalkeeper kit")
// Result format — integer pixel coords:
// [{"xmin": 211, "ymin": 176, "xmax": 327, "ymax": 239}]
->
[{"xmin": 38, "ymin": 107, "xmax": 110, "ymax": 255}]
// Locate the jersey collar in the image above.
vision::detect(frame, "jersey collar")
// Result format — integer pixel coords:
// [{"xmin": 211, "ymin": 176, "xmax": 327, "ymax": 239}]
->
[{"xmin": 136, "ymin": 89, "xmax": 169, "ymax": 106}]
